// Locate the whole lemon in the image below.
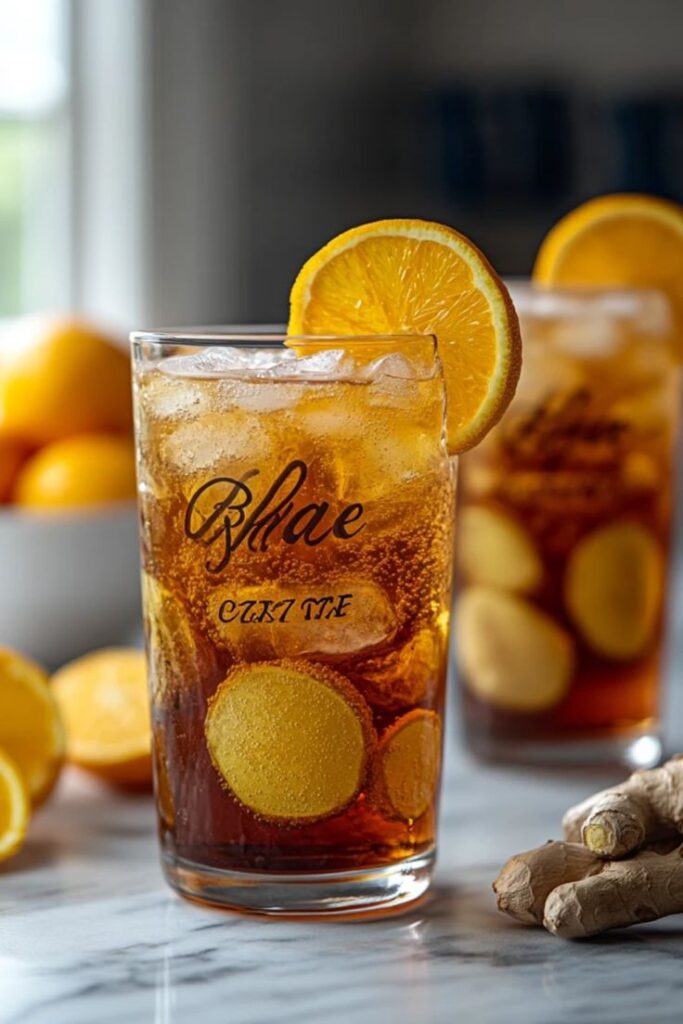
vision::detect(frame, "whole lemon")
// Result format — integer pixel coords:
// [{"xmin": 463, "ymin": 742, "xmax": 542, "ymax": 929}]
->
[
  {"xmin": 0, "ymin": 316, "xmax": 132, "ymax": 445},
  {"xmin": 14, "ymin": 434, "xmax": 137, "ymax": 510}
]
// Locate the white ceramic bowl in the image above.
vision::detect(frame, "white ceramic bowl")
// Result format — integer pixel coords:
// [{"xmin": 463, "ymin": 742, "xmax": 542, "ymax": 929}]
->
[{"xmin": 0, "ymin": 503, "xmax": 142, "ymax": 669}]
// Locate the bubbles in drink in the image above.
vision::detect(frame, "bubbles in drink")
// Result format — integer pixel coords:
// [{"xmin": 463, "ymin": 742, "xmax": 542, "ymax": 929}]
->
[{"xmin": 135, "ymin": 337, "xmax": 454, "ymax": 875}]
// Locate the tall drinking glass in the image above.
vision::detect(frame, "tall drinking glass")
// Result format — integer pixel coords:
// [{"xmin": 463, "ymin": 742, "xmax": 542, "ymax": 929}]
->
[
  {"xmin": 131, "ymin": 331, "xmax": 455, "ymax": 915},
  {"xmin": 455, "ymin": 285, "xmax": 680, "ymax": 768}
]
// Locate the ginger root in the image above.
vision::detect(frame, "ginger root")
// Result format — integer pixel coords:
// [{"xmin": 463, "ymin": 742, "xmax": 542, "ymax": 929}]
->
[
  {"xmin": 544, "ymin": 844, "xmax": 683, "ymax": 938},
  {"xmin": 493, "ymin": 841, "xmax": 602, "ymax": 925},
  {"xmin": 563, "ymin": 755, "xmax": 683, "ymax": 858},
  {"xmin": 494, "ymin": 754, "xmax": 683, "ymax": 938},
  {"xmin": 495, "ymin": 840, "xmax": 683, "ymax": 938}
]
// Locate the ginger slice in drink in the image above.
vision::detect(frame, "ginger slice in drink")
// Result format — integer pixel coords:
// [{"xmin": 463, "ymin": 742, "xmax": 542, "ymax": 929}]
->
[
  {"xmin": 142, "ymin": 572, "xmax": 219, "ymax": 699},
  {"xmin": 368, "ymin": 710, "xmax": 442, "ymax": 822},
  {"xmin": 204, "ymin": 660, "xmax": 375, "ymax": 825},
  {"xmin": 458, "ymin": 505, "xmax": 542, "ymax": 594},
  {"xmin": 456, "ymin": 586, "xmax": 574, "ymax": 713},
  {"xmin": 565, "ymin": 522, "xmax": 663, "ymax": 661}
]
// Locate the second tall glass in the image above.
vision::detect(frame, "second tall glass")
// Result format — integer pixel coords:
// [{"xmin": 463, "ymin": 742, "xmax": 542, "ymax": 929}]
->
[{"xmin": 455, "ymin": 285, "xmax": 680, "ymax": 767}]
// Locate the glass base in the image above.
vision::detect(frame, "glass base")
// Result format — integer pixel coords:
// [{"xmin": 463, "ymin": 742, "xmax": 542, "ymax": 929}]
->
[
  {"xmin": 464, "ymin": 730, "xmax": 662, "ymax": 770},
  {"xmin": 163, "ymin": 849, "xmax": 435, "ymax": 917}
]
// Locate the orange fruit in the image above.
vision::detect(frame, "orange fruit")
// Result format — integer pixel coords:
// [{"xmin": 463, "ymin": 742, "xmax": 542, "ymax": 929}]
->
[
  {"xmin": 0, "ymin": 434, "xmax": 27, "ymax": 503},
  {"xmin": 52, "ymin": 649, "xmax": 152, "ymax": 787},
  {"xmin": 0, "ymin": 749, "xmax": 30, "ymax": 862},
  {"xmin": 14, "ymin": 433, "xmax": 136, "ymax": 510},
  {"xmin": 0, "ymin": 647, "xmax": 65, "ymax": 805},
  {"xmin": 288, "ymin": 219, "xmax": 521, "ymax": 453},
  {"xmin": 533, "ymin": 193, "xmax": 683, "ymax": 334},
  {"xmin": 0, "ymin": 316, "xmax": 132, "ymax": 446}
]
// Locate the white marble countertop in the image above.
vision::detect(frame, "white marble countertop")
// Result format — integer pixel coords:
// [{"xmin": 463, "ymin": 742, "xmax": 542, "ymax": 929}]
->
[{"xmin": 1, "ymin": 742, "xmax": 683, "ymax": 1024}]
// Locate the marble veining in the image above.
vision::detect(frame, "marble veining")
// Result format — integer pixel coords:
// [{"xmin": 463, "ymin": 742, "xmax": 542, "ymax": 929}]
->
[{"xmin": 1, "ymin": 744, "xmax": 683, "ymax": 1024}]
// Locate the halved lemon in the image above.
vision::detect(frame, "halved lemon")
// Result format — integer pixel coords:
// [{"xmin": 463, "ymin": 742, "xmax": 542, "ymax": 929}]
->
[
  {"xmin": 52, "ymin": 649, "xmax": 152, "ymax": 787},
  {"xmin": 289, "ymin": 219, "xmax": 521, "ymax": 453},
  {"xmin": 0, "ymin": 749, "xmax": 30, "ymax": 862},
  {"xmin": 533, "ymin": 193, "xmax": 683, "ymax": 335},
  {"xmin": 0, "ymin": 647, "xmax": 65, "ymax": 805}
]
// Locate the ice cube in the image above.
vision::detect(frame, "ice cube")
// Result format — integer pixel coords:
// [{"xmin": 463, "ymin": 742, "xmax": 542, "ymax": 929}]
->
[
  {"xmin": 363, "ymin": 352, "xmax": 417, "ymax": 380},
  {"xmin": 350, "ymin": 629, "xmax": 441, "ymax": 711},
  {"xmin": 141, "ymin": 375, "xmax": 208, "ymax": 420},
  {"xmin": 162, "ymin": 411, "xmax": 271, "ymax": 472},
  {"xmin": 162, "ymin": 347, "xmax": 271, "ymax": 378},
  {"xmin": 206, "ymin": 579, "xmax": 397, "ymax": 660},
  {"xmin": 225, "ymin": 379, "xmax": 301, "ymax": 413},
  {"xmin": 283, "ymin": 349, "xmax": 354, "ymax": 379}
]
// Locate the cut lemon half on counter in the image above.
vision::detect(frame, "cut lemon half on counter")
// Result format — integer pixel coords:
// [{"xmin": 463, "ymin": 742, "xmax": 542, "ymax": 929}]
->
[
  {"xmin": 52, "ymin": 649, "xmax": 152, "ymax": 787},
  {"xmin": 288, "ymin": 219, "xmax": 521, "ymax": 453},
  {"xmin": 0, "ymin": 647, "xmax": 65, "ymax": 806},
  {"xmin": 533, "ymin": 193, "xmax": 683, "ymax": 335},
  {"xmin": 0, "ymin": 749, "xmax": 30, "ymax": 862}
]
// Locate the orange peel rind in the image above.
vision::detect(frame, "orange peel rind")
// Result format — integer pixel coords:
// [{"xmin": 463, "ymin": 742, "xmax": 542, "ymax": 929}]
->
[
  {"xmin": 368, "ymin": 709, "xmax": 442, "ymax": 822},
  {"xmin": 564, "ymin": 522, "xmax": 663, "ymax": 661},
  {"xmin": 204, "ymin": 659, "xmax": 375, "ymax": 825},
  {"xmin": 0, "ymin": 646, "xmax": 64, "ymax": 806}
]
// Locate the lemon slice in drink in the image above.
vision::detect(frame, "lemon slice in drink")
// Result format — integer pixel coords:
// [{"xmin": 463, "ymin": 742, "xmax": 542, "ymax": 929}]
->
[{"xmin": 289, "ymin": 219, "xmax": 521, "ymax": 453}]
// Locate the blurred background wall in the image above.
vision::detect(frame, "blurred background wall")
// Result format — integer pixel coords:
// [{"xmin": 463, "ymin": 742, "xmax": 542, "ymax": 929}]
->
[{"xmin": 4, "ymin": 0, "xmax": 683, "ymax": 328}]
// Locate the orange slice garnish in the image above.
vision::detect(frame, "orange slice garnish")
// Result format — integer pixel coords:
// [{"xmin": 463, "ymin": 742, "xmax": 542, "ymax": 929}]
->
[
  {"xmin": 0, "ymin": 647, "xmax": 64, "ymax": 805},
  {"xmin": 288, "ymin": 219, "xmax": 521, "ymax": 453},
  {"xmin": 533, "ymin": 193, "xmax": 683, "ymax": 335},
  {"xmin": 52, "ymin": 649, "xmax": 152, "ymax": 787},
  {"xmin": 205, "ymin": 659, "xmax": 374, "ymax": 825},
  {"xmin": 368, "ymin": 709, "xmax": 442, "ymax": 822}
]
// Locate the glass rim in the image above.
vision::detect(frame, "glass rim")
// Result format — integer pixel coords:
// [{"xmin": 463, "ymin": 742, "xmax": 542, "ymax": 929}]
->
[
  {"xmin": 130, "ymin": 327, "xmax": 437, "ymax": 349},
  {"xmin": 505, "ymin": 278, "xmax": 672, "ymax": 325}
]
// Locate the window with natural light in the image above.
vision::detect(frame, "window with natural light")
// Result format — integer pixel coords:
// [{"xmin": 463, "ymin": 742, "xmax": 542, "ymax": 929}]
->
[{"xmin": 0, "ymin": 0, "xmax": 70, "ymax": 316}]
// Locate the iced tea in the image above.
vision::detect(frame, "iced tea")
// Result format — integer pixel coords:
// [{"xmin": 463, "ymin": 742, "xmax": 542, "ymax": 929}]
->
[
  {"xmin": 455, "ymin": 286, "xmax": 679, "ymax": 766},
  {"xmin": 132, "ymin": 333, "xmax": 455, "ymax": 914}
]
